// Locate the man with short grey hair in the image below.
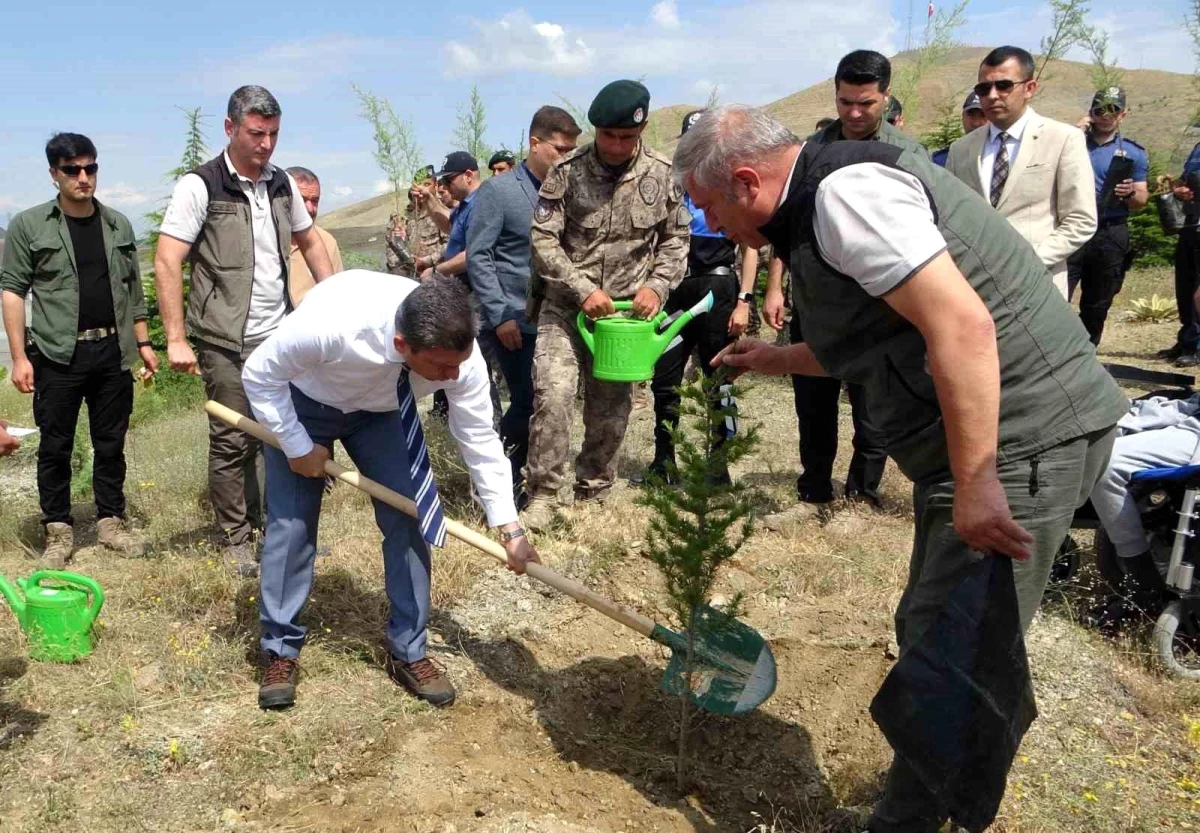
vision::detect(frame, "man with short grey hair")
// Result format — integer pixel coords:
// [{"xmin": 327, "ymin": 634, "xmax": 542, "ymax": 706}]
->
[
  {"xmin": 242, "ymin": 269, "xmax": 540, "ymax": 711},
  {"xmin": 155, "ymin": 85, "xmax": 334, "ymax": 574},
  {"xmin": 676, "ymin": 105, "xmax": 1126, "ymax": 832},
  {"xmin": 284, "ymin": 166, "xmax": 344, "ymax": 305}
]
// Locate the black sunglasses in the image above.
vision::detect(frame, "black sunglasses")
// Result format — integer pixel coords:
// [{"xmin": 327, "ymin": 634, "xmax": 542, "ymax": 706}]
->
[
  {"xmin": 57, "ymin": 163, "xmax": 98, "ymax": 177},
  {"xmin": 1091, "ymin": 106, "xmax": 1122, "ymax": 117},
  {"xmin": 973, "ymin": 79, "xmax": 1031, "ymax": 97}
]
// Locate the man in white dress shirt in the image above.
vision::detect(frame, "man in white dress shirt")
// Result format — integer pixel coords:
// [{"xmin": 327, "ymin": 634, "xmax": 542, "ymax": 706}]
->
[
  {"xmin": 946, "ymin": 46, "xmax": 1096, "ymax": 297},
  {"xmin": 242, "ymin": 270, "xmax": 539, "ymax": 710}
]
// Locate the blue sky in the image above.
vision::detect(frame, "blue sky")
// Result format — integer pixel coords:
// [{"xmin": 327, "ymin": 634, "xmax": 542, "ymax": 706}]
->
[{"xmin": 0, "ymin": 0, "xmax": 1192, "ymax": 233}]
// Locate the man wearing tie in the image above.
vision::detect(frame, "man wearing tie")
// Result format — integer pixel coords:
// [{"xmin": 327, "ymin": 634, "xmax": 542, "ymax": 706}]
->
[
  {"xmin": 946, "ymin": 46, "xmax": 1096, "ymax": 297},
  {"xmin": 242, "ymin": 270, "xmax": 540, "ymax": 711}
]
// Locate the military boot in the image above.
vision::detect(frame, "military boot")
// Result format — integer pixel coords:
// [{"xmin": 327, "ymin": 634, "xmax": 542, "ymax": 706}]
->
[
  {"xmin": 42, "ymin": 523, "xmax": 74, "ymax": 569},
  {"xmin": 97, "ymin": 517, "xmax": 146, "ymax": 557},
  {"xmin": 522, "ymin": 495, "xmax": 558, "ymax": 533}
]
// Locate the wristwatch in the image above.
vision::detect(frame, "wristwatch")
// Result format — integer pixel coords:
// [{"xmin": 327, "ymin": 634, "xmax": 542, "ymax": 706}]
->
[
  {"xmin": 499, "ymin": 526, "xmax": 526, "ymax": 543},
  {"xmin": 737, "ymin": 292, "xmax": 754, "ymax": 304}
]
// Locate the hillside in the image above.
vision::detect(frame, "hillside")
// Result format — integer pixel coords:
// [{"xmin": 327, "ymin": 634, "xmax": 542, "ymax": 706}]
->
[{"xmin": 326, "ymin": 47, "xmax": 1197, "ymax": 255}]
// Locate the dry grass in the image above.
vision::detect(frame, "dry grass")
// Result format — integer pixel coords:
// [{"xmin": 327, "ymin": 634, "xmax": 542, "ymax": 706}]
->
[{"xmin": 0, "ymin": 265, "xmax": 1198, "ymax": 831}]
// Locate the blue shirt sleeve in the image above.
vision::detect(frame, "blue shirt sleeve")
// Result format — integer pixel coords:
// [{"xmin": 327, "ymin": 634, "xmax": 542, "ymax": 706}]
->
[
  {"xmin": 1183, "ymin": 144, "xmax": 1200, "ymax": 178},
  {"xmin": 1131, "ymin": 147, "xmax": 1149, "ymax": 184}
]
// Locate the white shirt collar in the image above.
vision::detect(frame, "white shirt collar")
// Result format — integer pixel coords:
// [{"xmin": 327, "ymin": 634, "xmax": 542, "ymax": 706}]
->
[
  {"xmin": 988, "ymin": 107, "xmax": 1033, "ymax": 144},
  {"xmin": 223, "ymin": 149, "xmax": 275, "ymax": 185}
]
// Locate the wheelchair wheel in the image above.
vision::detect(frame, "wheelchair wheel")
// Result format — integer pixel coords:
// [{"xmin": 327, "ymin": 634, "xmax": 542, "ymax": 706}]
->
[
  {"xmin": 1153, "ymin": 600, "xmax": 1200, "ymax": 680},
  {"xmin": 1049, "ymin": 535, "xmax": 1082, "ymax": 587},
  {"xmin": 1094, "ymin": 528, "xmax": 1124, "ymax": 591}
]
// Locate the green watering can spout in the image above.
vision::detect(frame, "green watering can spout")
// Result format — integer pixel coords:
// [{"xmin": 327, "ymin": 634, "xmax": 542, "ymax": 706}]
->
[
  {"xmin": 576, "ymin": 291, "xmax": 715, "ymax": 382},
  {"xmin": 0, "ymin": 574, "xmax": 28, "ymax": 629}
]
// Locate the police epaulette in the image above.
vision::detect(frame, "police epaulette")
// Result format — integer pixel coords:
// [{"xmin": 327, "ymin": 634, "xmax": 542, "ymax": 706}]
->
[{"xmin": 1121, "ymin": 137, "xmax": 1146, "ymax": 151}]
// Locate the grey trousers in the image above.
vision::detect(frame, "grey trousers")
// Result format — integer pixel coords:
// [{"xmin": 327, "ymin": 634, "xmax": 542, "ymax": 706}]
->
[{"xmin": 869, "ymin": 426, "xmax": 1116, "ymax": 833}]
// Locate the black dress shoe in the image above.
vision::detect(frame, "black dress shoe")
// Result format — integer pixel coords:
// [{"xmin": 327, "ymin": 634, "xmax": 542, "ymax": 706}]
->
[
  {"xmin": 1156, "ymin": 344, "xmax": 1184, "ymax": 361},
  {"xmin": 1176, "ymin": 352, "xmax": 1200, "ymax": 368}
]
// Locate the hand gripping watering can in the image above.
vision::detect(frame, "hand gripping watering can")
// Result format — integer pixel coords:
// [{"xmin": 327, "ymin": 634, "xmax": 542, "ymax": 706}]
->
[
  {"xmin": 577, "ymin": 291, "xmax": 715, "ymax": 382},
  {"xmin": 0, "ymin": 570, "xmax": 105, "ymax": 662}
]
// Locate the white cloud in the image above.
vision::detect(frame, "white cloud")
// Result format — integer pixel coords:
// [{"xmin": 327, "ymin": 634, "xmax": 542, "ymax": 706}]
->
[
  {"xmin": 374, "ymin": 179, "xmax": 393, "ymax": 195},
  {"xmin": 196, "ymin": 34, "xmax": 401, "ymax": 95},
  {"xmin": 692, "ymin": 79, "xmax": 717, "ymax": 98},
  {"xmin": 651, "ymin": 0, "xmax": 680, "ymax": 29},
  {"xmin": 334, "ymin": 186, "xmax": 353, "ymax": 197},
  {"xmin": 96, "ymin": 182, "xmax": 151, "ymax": 207},
  {"xmin": 441, "ymin": 1, "xmax": 896, "ymax": 99}
]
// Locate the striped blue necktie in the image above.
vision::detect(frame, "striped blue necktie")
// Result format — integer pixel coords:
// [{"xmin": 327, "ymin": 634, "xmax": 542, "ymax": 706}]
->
[{"xmin": 397, "ymin": 368, "xmax": 447, "ymax": 548}]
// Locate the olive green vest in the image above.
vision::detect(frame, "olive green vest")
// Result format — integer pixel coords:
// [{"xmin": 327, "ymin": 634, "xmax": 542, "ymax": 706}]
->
[
  {"xmin": 184, "ymin": 154, "xmax": 294, "ymax": 353},
  {"xmin": 761, "ymin": 141, "xmax": 1127, "ymax": 483}
]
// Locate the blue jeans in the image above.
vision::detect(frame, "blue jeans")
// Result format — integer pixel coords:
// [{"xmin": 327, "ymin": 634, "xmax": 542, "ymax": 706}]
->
[
  {"xmin": 259, "ymin": 387, "xmax": 431, "ymax": 662},
  {"xmin": 479, "ymin": 328, "xmax": 537, "ymax": 487}
]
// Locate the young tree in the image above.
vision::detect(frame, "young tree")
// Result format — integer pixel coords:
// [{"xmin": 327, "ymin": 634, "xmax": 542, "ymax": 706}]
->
[
  {"xmin": 454, "ymin": 84, "xmax": 492, "ymax": 170},
  {"xmin": 554, "ymin": 93, "xmax": 592, "ymax": 136},
  {"xmin": 352, "ymin": 84, "xmax": 423, "ymax": 218},
  {"xmin": 1035, "ymin": 0, "xmax": 1093, "ymax": 82},
  {"xmin": 921, "ymin": 93, "xmax": 968, "ymax": 150},
  {"xmin": 1081, "ymin": 27, "xmax": 1124, "ymax": 91},
  {"xmin": 889, "ymin": 0, "xmax": 970, "ymax": 122},
  {"xmin": 637, "ymin": 372, "xmax": 759, "ymax": 791},
  {"xmin": 142, "ymin": 106, "xmax": 209, "ymax": 346}
]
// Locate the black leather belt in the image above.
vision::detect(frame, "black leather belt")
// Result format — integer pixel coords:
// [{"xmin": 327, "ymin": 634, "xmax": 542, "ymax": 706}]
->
[{"xmin": 685, "ymin": 265, "xmax": 734, "ymax": 279}]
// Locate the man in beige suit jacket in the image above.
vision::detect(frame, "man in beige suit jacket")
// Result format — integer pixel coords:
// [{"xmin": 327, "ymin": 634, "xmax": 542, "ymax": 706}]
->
[
  {"xmin": 947, "ymin": 46, "xmax": 1096, "ymax": 297},
  {"xmin": 286, "ymin": 166, "xmax": 344, "ymax": 306}
]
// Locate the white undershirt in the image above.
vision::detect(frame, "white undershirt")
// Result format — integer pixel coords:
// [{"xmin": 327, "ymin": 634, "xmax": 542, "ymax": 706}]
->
[
  {"xmin": 160, "ymin": 151, "xmax": 312, "ymax": 343},
  {"xmin": 978, "ymin": 108, "xmax": 1033, "ymax": 204}
]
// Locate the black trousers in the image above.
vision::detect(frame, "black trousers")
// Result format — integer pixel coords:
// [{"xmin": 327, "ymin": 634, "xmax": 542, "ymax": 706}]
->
[
  {"xmin": 650, "ymin": 271, "xmax": 739, "ymax": 465},
  {"xmin": 790, "ymin": 315, "xmax": 887, "ymax": 504},
  {"xmin": 478, "ymin": 328, "xmax": 537, "ymax": 487},
  {"xmin": 1066, "ymin": 222, "xmax": 1130, "ymax": 346},
  {"xmin": 32, "ymin": 336, "xmax": 133, "ymax": 526},
  {"xmin": 1174, "ymin": 226, "xmax": 1200, "ymax": 352}
]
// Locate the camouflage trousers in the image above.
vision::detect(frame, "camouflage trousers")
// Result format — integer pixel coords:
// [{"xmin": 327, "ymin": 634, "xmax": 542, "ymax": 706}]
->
[{"xmin": 525, "ymin": 303, "xmax": 632, "ymax": 499}]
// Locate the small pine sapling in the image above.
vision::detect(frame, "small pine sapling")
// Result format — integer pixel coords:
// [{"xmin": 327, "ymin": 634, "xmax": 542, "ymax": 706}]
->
[{"xmin": 637, "ymin": 370, "xmax": 760, "ymax": 792}]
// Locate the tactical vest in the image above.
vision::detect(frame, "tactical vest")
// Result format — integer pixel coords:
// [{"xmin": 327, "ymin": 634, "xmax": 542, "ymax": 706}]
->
[
  {"xmin": 184, "ymin": 154, "xmax": 294, "ymax": 353},
  {"xmin": 761, "ymin": 141, "xmax": 1127, "ymax": 483}
]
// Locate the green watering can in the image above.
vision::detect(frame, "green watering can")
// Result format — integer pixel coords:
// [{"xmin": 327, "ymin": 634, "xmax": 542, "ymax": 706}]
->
[
  {"xmin": 577, "ymin": 291, "xmax": 715, "ymax": 382},
  {"xmin": 0, "ymin": 570, "xmax": 105, "ymax": 663}
]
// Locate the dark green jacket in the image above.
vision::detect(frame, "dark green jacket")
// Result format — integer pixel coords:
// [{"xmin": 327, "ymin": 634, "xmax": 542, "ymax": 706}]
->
[
  {"xmin": 0, "ymin": 198, "xmax": 147, "ymax": 369},
  {"xmin": 761, "ymin": 140, "xmax": 1127, "ymax": 483},
  {"xmin": 808, "ymin": 119, "xmax": 929, "ymax": 156}
]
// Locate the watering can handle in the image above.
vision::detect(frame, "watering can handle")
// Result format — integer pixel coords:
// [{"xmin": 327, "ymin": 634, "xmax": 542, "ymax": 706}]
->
[{"xmin": 28, "ymin": 570, "xmax": 105, "ymax": 628}]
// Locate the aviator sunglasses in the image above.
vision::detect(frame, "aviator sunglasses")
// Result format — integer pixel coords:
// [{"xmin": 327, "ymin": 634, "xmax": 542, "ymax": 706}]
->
[{"xmin": 973, "ymin": 79, "xmax": 1031, "ymax": 97}]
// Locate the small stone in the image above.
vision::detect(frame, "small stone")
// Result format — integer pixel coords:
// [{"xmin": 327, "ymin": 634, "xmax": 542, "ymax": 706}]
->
[
  {"xmin": 884, "ymin": 640, "xmax": 899, "ymax": 660},
  {"xmin": 219, "ymin": 808, "xmax": 241, "ymax": 827},
  {"xmin": 742, "ymin": 786, "xmax": 759, "ymax": 803},
  {"xmin": 568, "ymin": 761, "xmax": 581, "ymax": 773},
  {"xmin": 330, "ymin": 792, "xmax": 346, "ymax": 808},
  {"xmin": 264, "ymin": 785, "xmax": 284, "ymax": 803},
  {"xmin": 474, "ymin": 808, "xmax": 487, "ymax": 818},
  {"xmin": 517, "ymin": 599, "xmax": 533, "ymax": 613}
]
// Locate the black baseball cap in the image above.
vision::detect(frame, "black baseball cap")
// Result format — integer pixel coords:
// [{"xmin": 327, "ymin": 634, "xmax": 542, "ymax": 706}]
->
[
  {"xmin": 434, "ymin": 151, "xmax": 479, "ymax": 180},
  {"xmin": 885, "ymin": 96, "xmax": 903, "ymax": 124},
  {"xmin": 962, "ymin": 91, "xmax": 983, "ymax": 113},
  {"xmin": 1091, "ymin": 86, "xmax": 1126, "ymax": 112},
  {"xmin": 680, "ymin": 109, "xmax": 705, "ymax": 136}
]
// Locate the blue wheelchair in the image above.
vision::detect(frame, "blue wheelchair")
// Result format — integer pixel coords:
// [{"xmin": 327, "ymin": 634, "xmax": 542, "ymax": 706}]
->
[{"xmin": 1054, "ymin": 364, "xmax": 1200, "ymax": 680}]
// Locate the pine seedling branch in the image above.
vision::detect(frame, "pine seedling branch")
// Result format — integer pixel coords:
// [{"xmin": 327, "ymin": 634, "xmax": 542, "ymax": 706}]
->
[{"xmin": 636, "ymin": 370, "xmax": 760, "ymax": 791}]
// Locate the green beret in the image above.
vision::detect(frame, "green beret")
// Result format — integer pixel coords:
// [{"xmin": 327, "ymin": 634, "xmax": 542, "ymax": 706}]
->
[{"xmin": 588, "ymin": 80, "xmax": 651, "ymax": 129}]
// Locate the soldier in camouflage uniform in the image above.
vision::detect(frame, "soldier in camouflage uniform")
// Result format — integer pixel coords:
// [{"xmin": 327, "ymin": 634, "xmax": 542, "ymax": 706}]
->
[
  {"xmin": 385, "ymin": 211, "xmax": 416, "ymax": 276},
  {"xmin": 407, "ymin": 180, "xmax": 449, "ymax": 276},
  {"xmin": 522, "ymin": 80, "xmax": 690, "ymax": 531}
]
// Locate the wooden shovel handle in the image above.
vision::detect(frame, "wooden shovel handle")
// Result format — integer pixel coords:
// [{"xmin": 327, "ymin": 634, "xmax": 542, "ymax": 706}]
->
[{"xmin": 204, "ymin": 401, "xmax": 657, "ymax": 638}]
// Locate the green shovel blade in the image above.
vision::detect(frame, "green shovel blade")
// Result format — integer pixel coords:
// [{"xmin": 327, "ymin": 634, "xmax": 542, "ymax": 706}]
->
[{"xmin": 651, "ymin": 604, "xmax": 777, "ymax": 716}]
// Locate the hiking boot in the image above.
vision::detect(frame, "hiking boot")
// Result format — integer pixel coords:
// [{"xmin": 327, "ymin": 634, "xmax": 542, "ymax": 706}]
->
[
  {"xmin": 258, "ymin": 653, "xmax": 300, "ymax": 709},
  {"xmin": 522, "ymin": 495, "xmax": 558, "ymax": 533},
  {"xmin": 631, "ymin": 460, "xmax": 678, "ymax": 487},
  {"xmin": 387, "ymin": 655, "xmax": 457, "ymax": 707},
  {"xmin": 222, "ymin": 542, "xmax": 259, "ymax": 578},
  {"xmin": 572, "ymin": 486, "xmax": 611, "ymax": 507},
  {"xmin": 762, "ymin": 500, "xmax": 832, "ymax": 532},
  {"xmin": 97, "ymin": 516, "xmax": 145, "ymax": 557},
  {"xmin": 1176, "ymin": 352, "xmax": 1200, "ymax": 368},
  {"xmin": 1157, "ymin": 344, "xmax": 1185, "ymax": 361},
  {"xmin": 42, "ymin": 522, "xmax": 73, "ymax": 569}
]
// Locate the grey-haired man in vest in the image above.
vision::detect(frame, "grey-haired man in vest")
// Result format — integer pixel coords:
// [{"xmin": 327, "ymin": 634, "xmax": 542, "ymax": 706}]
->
[
  {"xmin": 676, "ymin": 106, "xmax": 1126, "ymax": 833},
  {"xmin": 155, "ymin": 85, "xmax": 334, "ymax": 575}
]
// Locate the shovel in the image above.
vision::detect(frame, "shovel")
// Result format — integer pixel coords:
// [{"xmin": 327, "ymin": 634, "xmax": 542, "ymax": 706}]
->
[{"xmin": 205, "ymin": 400, "xmax": 776, "ymax": 715}]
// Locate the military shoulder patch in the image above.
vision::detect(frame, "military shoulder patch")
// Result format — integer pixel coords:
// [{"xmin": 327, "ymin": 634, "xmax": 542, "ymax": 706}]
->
[
  {"xmin": 670, "ymin": 182, "xmax": 683, "ymax": 201},
  {"xmin": 534, "ymin": 198, "xmax": 555, "ymax": 224},
  {"xmin": 638, "ymin": 176, "xmax": 661, "ymax": 206}
]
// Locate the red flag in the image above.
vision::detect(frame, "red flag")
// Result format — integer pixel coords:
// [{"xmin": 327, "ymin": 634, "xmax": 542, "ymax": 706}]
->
[{"xmin": 928, "ymin": 1, "xmax": 935, "ymax": 17}]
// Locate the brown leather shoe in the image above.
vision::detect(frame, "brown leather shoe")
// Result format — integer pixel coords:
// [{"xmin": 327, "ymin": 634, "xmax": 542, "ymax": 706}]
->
[
  {"xmin": 258, "ymin": 654, "xmax": 300, "ymax": 710},
  {"xmin": 387, "ymin": 655, "xmax": 456, "ymax": 707}
]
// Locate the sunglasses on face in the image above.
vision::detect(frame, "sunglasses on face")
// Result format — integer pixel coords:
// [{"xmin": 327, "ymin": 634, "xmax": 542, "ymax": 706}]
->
[
  {"xmin": 973, "ymin": 79, "xmax": 1030, "ymax": 97},
  {"xmin": 57, "ymin": 163, "xmax": 99, "ymax": 177},
  {"xmin": 1091, "ymin": 106, "xmax": 1122, "ymax": 117}
]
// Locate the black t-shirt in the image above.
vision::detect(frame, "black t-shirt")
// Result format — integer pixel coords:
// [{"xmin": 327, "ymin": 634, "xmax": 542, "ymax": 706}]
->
[{"xmin": 64, "ymin": 210, "xmax": 117, "ymax": 330}]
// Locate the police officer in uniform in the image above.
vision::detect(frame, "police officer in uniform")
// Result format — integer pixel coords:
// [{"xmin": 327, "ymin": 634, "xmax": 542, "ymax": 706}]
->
[
  {"xmin": 1164, "ymin": 143, "xmax": 1200, "ymax": 364},
  {"xmin": 1066, "ymin": 87, "xmax": 1149, "ymax": 346},
  {"xmin": 522, "ymin": 80, "xmax": 690, "ymax": 531},
  {"xmin": 641, "ymin": 109, "xmax": 758, "ymax": 484},
  {"xmin": 931, "ymin": 91, "xmax": 987, "ymax": 167}
]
